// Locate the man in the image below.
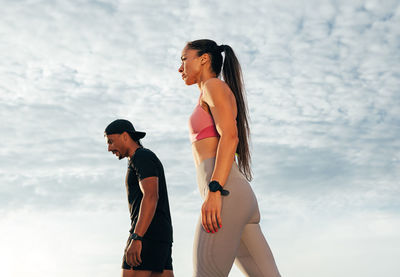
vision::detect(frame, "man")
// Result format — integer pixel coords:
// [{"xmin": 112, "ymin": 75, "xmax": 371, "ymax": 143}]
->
[{"xmin": 105, "ymin": 119, "xmax": 174, "ymax": 277}]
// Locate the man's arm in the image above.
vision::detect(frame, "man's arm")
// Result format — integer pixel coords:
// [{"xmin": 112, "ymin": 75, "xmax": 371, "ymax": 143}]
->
[
  {"xmin": 126, "ymin": 176, "xmax": 159, "ymax": 267},
  {"xmin": 134, "ymin": 176, "xmax": 159, "ymax": 236}
]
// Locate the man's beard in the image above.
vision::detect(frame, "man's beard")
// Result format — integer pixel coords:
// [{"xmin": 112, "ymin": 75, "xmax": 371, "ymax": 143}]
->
[{"xmin": 118, "ymin": 149, "xmax": 127, "ymax": 160}]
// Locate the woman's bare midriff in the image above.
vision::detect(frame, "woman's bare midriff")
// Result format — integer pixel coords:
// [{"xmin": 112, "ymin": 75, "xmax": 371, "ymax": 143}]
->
[{"xmin": 192, "ymin": 137, "xmax": 219, "ymax": 166}]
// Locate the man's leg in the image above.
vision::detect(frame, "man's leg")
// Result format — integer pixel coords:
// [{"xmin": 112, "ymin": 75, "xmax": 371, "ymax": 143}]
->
[
  {"xmin": 122, "ymin": 269, "xmax": 152, "ymax": 277},
  {"xmin": 150, "ymin": 270, "xmax": 174, "ymax": 277}
]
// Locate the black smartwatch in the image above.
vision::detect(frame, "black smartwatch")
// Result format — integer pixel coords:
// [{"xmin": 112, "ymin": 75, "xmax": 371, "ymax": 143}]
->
[
  {"xmin": 130, "ymin": 233, "xmax": 143, "ymax": 241},
  {"xmin": 208, "ymin": 180, "xmax": 230, "ymax": 196}
]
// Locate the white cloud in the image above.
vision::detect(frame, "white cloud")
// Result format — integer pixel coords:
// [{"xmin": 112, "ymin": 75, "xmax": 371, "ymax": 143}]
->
[{"xmin": 0, "ymin": 0, "xmax": 399, "ymax": 276}]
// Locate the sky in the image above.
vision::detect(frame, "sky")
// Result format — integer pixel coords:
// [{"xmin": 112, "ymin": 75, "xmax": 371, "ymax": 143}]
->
[{"xmin": 0, "ymin": 0, "xmax": 399, "ymax": 276}]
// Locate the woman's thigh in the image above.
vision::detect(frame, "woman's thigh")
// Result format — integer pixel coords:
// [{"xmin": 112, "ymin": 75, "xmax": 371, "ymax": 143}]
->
[
  {"xmin": 192, "ymin": 214, "xmax": 242, "ymax": 277},
  {"xmin": 234, "ymin": 224, "xmax": 280, "ymax": 277}
]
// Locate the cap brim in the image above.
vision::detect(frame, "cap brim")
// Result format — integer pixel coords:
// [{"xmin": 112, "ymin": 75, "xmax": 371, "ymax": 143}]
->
[{"xmin": 130, "ymin": 131, "xmax": 146, "ymax": 140}]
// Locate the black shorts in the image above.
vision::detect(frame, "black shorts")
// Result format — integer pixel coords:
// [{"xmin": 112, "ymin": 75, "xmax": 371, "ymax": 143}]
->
[{"xmin": 122, "ymin": 237, "xmax": 173, "ymax": 272}]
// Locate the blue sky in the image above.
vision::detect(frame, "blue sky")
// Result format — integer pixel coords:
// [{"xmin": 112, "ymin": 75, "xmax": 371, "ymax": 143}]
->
[{"xmin": 1, "ymin": 0, "xmax": 399, "ymax": 276}]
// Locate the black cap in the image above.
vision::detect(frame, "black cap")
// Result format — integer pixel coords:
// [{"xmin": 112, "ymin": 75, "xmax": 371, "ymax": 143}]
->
[{"xmin": 104, "ymin": 119, "xmax": 146, "ymax": 140}]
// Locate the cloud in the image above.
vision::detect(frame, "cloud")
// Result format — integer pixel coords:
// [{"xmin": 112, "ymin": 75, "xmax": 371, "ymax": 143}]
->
[{"xmin": 0, "ymin": 0, "xmax": 399, "ymax": 276}]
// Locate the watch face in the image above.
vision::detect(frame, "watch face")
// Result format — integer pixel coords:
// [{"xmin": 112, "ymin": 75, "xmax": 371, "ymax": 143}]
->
[
  {"xmin": 131, "ymin": 233, "xmax": 143, "ymax": 241},
  {"xmin": 209, "ymin": 182, "xmax": 219, "ymax": 192}
]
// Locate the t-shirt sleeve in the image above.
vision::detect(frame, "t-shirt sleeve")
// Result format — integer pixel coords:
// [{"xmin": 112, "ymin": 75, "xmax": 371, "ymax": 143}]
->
[{"xmin": 133, "ymin": 151, "xmax": 159, "ymax": 180}]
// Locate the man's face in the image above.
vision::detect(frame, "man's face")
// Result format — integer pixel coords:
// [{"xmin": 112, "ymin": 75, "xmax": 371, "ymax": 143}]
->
[{"xmin": 106, "ymin": 133, "xmax": 128, "ymax": 160}]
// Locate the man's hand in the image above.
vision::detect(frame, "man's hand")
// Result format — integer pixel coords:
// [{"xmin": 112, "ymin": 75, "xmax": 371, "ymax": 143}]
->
[{"xmin": 126, "ymin": 240, "xmax": 142, "ymax": 267}]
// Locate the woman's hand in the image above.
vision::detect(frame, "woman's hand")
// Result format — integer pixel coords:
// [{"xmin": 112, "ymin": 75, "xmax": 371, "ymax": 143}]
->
[{"xmin": 201, "ymin": 192, "xmax": 222, "ymax": 233}]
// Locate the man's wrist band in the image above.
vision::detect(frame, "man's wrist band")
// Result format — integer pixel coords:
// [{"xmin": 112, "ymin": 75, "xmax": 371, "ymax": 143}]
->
[
  {"xmin": 130, "ymin": 233, "xmax": 143, "ymax": 241},
  {"xmin": 208, "ymin": 180, "xmax": 230, "ymax": 196}
]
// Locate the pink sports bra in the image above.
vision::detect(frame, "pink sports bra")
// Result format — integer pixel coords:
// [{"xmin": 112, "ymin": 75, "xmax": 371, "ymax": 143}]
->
[{"xmin": 189, "ymin": 93, "xmax": 220, "ymax": 143}]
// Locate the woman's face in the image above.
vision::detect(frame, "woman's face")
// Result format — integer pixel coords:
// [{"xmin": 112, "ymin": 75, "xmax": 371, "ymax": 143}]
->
[{"xmin": 178, "ymin": 47, "xmax": 202, "ymax": 86}]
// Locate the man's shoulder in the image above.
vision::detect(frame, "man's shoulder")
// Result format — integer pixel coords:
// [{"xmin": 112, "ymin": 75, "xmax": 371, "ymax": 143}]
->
[
  {"xmin": 134, "ymin": 147, "xmax": 156, "ymax": 158},
  {"xmin": 133, "ymin": 148, "xmax": 159, "ymax": 164}
]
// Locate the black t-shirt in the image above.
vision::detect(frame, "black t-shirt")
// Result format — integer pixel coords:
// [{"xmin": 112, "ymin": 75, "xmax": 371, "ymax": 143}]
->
[{"xmin": 126, "ymin": 147, "xmax": 173, "ymax": 243}]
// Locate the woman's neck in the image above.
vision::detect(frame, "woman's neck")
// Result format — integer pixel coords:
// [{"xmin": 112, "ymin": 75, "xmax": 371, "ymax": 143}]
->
[{"xmin": 197, "ymin": 72, "xmax": 217, "ymax": 91}]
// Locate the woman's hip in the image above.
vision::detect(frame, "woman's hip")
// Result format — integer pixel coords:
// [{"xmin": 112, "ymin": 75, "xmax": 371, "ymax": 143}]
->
[{"xmin": 195, "ymin": 157, "xmax": 259, "ymax": 219}]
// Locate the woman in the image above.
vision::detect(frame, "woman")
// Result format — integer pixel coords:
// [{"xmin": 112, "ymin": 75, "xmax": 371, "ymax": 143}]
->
[{"xmin": 178, "ymin": 39, "xmax": 281, "ymax": 277}]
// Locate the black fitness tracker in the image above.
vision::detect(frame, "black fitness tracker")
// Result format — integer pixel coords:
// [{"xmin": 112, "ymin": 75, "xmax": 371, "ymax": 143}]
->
[
  {"xmin": 130, "ymin": 233, "xmax": 143, "ymax": 241},
  {"xmin": 208, "ymin": 180, "xmax": 230, "ymax": 196}
]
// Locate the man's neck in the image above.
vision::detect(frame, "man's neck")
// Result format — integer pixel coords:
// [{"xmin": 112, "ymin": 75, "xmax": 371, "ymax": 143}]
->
[{"xmin": 127, "ymin": 144, "xmax": 140, "ymax": 160}]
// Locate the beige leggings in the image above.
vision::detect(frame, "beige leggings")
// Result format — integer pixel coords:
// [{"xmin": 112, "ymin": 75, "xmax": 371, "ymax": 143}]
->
[{"xmin": 193, "ymin": 157, "xmax": 281, "ymax": 277}]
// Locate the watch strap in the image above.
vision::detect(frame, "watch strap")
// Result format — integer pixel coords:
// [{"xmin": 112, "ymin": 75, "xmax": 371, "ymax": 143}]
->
[
  {"xmin": 130, "ymin": 233, "xmax": 143, "ymax": 241},
  {"xmin": 208, "ymin": 180, "xmax": 230, "ymax": 196}
]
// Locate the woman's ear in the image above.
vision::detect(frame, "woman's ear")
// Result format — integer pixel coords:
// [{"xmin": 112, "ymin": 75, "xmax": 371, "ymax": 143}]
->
[{"xmin": 200, "ymin": 53, "xmax": 210, "ymax": 65}]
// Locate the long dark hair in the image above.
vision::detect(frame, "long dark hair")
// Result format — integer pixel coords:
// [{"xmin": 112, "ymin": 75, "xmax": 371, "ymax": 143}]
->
[{"xmin": 186, "ymin": 39, "xmax": 252, "ymax": 181}]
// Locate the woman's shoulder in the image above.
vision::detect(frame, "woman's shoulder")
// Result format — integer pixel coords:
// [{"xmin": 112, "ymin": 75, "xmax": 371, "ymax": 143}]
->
[
  {"xmin": 203, "ymin": 78, "xmax": 226, "ymax": 89},
  {"xmin": 203, "ymin": 78, "xmax": 230, "ymax": 99}
]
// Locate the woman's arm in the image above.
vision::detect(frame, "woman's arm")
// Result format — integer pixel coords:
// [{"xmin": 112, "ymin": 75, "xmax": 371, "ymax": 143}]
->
[
  {"xmin": 200, "ymin": 78, "xmax": 238, "ymax": 233},
  {"xmin": 203, "ymin": 78, "xmax": 238, "ymax": 187}
]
